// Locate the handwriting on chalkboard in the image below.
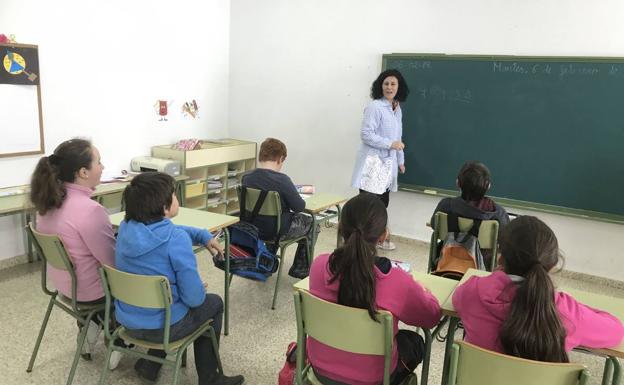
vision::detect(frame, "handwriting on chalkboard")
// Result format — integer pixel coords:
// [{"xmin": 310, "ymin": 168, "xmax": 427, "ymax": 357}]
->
[
  {"xmin": 492, "ymin": 61, "xmax": 608, "ymax": 79},
  {"xmin": 393, "ymin": 60, "xmax": 432, "ymax": 71},
  {"xmin": 419, "ymin": 85, "xmax": 473, "ymax": 103}
]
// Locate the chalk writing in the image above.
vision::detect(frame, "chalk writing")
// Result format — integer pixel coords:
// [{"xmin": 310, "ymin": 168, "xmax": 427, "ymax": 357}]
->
[{"xmin": 419, "ymin": 85, "xmax": 473, "ymax": 103}]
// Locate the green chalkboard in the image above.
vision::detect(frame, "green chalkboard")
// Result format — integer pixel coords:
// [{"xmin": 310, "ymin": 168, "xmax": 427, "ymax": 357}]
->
[{"xmin": 383, "ymin": 54, "xmax": 624, "ymax": 223}]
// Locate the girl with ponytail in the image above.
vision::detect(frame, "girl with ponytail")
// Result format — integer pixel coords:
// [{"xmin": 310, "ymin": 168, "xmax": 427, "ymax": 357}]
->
[
  {"xmin": 453, "ymin": 216, "xmax": 624, "ymax": 362},
  {"xmin": 307, "ymin": 193, "xmax": 441, "ymax": 385},
  {"xmin": 31, "ymin": 139, "xmax": 120, "ymax": 364}
]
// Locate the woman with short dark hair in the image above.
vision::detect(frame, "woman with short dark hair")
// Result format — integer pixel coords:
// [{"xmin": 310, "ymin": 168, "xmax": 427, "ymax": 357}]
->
[{"xmin": 351, "ymin": 69, "xmax": 410, "ymax": 250}]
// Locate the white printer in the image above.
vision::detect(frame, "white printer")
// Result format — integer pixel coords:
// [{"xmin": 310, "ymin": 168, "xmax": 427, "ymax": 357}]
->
[{"xmin": 130, "ymin": 156, "xmax": 181, "ymax": 176}]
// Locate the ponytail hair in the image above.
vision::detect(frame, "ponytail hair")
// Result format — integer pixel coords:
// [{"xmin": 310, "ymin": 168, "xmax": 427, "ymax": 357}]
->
[
  {"xmin": 328, "ymin": 193, "xmax": 388, "ymax": 321},
  {"xmin": 498, "ymin": 216, "xmax": 568, "ymax": 362},
  {"xmin": 30, "ymin": 139, "xmax": 94, "ymax": 215}
]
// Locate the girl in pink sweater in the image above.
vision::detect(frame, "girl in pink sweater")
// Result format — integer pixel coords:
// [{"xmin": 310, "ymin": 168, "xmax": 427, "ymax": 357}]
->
[
  {"xmin": 453, "ymin": 216, "xmax": 624, "ymax": 362},
  {"xmin": 308, "ymin": 193, "xmax": 441, "ymax": 385},
  {"xmin": 30, "ymin": 138, "xmax": 118, "ymax": 363}
]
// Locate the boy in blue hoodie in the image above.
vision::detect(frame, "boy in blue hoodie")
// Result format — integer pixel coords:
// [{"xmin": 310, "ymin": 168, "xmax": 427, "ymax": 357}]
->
[{"xmin": 115, "ymin": 172, "xmax": 244, "ymax": 385}]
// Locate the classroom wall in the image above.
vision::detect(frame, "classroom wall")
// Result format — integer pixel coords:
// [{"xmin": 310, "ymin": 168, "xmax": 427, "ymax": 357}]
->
[
  {"xmin": 0, "ymin": 0, "xmax": 231, "ymax": 261},
  {"xmin": 229, "ymin": 0, "xmax": 624, "ymax": 281}
]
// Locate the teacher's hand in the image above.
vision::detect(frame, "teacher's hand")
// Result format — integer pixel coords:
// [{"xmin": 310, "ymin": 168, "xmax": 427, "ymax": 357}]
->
[
  {"xmin": 391, "ymin": 141, "xmax": 405, "ymax": 150},
  {"xmin": 399, "ymin": 164, "xmax": 406, "ymax": 174}
]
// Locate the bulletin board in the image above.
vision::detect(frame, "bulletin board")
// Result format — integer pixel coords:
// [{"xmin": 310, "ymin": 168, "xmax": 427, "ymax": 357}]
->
[{"xmin": 0, "ymin": 42, "xmax": 44, "ymax": 157}]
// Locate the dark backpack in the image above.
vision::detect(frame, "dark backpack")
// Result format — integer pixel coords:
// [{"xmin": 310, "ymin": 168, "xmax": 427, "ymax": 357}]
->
[
  {"xmin": 212, "ymin": 221, "xmax": 278, "ymax": 281},
  {"xmin": 432, "ymin": 213, "xmax": 486, "ymax": 280}
]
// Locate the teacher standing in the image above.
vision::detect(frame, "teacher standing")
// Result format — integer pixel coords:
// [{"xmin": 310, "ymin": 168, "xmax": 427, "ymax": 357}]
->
[{"xmin": 351, "ymin": 69, "xmax": 409, "ymax": 250}]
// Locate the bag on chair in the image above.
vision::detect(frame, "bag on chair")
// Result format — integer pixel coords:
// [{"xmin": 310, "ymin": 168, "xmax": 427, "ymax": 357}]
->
[
  {"xmin": 432, "ymin": 213, "xmax": 486, "ymax": 280},
  {"xmin": 212, "ymin": 221, "xmax": 278, "ymax": 282}
]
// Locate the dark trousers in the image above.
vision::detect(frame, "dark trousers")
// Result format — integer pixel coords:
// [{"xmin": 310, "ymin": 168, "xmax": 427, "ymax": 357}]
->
[
  {"xmin": 127, "ymin": 294, "xmax": 224, "ymax": 384},
  {"xmin": 314, "ymin": 330, "xmax": 425, "ymax": 385},
  {"xmin": 269, "ymin": 212, "xmax": 319, "ymax": 278},
  {"xmin": 359, "ymin": 189, "xmax": 390, "ymax": 208}
]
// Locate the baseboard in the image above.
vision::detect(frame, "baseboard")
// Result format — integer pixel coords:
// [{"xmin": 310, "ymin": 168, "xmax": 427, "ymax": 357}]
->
[{"xmin": 0, "ymin": 254, "xmax": 31, "ymax": 270}]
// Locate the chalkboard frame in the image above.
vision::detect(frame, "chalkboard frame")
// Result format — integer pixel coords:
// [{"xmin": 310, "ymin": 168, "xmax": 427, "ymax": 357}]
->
[{"xmin": 383, "ymin": 53, "xmax": 624, "ymax": 225}]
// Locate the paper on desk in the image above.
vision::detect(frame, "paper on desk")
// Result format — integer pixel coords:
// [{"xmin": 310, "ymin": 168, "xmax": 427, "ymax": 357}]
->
[
  {"xmin": 300, "ymin": 194, "xmax": 312, "ymax": 199},
  {"xmin": 100, "ymin": 170, "xmax": 129, "ymax": 183}
]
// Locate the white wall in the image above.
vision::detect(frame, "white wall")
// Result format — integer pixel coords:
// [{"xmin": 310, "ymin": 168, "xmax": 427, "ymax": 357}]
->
[
  {"xmin": 0, "ymin": 0, "xmax": 230, "ymax": 260},
  {"xmin": 229, "ymin": 0, "xmax": 624, "ymax": 281}
]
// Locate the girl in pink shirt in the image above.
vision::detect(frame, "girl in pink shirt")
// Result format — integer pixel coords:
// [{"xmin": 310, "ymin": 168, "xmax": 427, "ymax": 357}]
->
[
  {"xmin": 453, "ymin": 216, "xmax": 624, "ymax": 362},
  {"xmin": 308, "ymin": 194, "xmax": 441, "ymax": 385},
  {"xmin": 30, "ymin": 138, "xmax": 117, "ymax": 361}
]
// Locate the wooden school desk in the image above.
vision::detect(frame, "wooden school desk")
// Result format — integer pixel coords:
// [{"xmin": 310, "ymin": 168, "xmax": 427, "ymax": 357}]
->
[
  {"xmin": 442, "ymin": 268, "xmax": 624, "ymax": 385},
  {"xmin": 302, "ymin": 193, "xmax": 348, "ymax": 256},
  {"xmin": 110, "ymin": 207, "xmax": 239, "ymax": 335}
]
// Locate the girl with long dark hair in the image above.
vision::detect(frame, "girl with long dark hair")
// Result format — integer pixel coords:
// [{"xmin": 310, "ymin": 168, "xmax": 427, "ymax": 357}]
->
[
  {"xmin": 31, "ymin": 138, "xmax": 121, "ymax": 366},
  {"xmin": 453, "ymin": 216, "xmax": 624, "ymax": 362},
  {"xmin": 307, "ymin": 193, "xmax": 441, "ymax": 385}
]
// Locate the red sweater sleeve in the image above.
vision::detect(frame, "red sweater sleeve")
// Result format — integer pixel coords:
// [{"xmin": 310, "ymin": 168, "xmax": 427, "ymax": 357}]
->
[
  {"xmin": 383, "ymin": 269, "xmax": 441, "ymax": 329},
  {"xmin": 557, "ymin": 292, "xmax": 624, "ymax": 351}
]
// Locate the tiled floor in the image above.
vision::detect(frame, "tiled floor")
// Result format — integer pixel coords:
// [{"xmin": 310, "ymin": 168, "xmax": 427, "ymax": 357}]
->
[{"xmin": 0, "ymin": 225, "xmax": 620, "ymax": 385}]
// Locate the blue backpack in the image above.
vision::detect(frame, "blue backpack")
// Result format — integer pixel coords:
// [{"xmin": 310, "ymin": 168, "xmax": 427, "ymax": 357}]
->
[{"xmin": 212, "ymin": 219, "xmax": 278, "ymax": 282}]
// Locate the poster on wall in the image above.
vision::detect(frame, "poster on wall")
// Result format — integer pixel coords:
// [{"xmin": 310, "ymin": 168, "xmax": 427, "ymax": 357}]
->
[{"xmin": 0, "ymin": 42, "xmax": 44, "ymax": 158}]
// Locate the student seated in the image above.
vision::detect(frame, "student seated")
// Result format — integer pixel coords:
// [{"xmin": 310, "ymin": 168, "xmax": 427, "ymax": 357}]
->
[
  {"xmin": 308, "ymin": 193, "xmax": 441, "ymax": 385},
  {"xmin": 31, "ymin": 138, "xmax": 123, "ymax": 366},
  {"xmin": 114, "ymin": 172, "xmax": 244, "ymax": 385},
  {"xmin": 453, "ymin": 216, "xmax": 624, "ymax": 362},
  {"xmin": 431, "ymin": 161, "xmax": 509, "ymax": 228},
  {"xmin": 431, "ymin": 161, "xmax": 510, "ymax": 268},
  {"xmin": 241, "ymin": 137, "xmax": 317, "ymax": 278}
]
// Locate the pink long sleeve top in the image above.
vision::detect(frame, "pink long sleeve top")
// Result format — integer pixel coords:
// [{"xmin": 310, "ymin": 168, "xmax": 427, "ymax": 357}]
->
[
  {"xmin": 307, "ymin": 253, "xmax": 441, "ymax": 385},
  {"xmin": 36, "ymin": 183, "xmax": 115, "ymax": 302},
  {"xmin": 452, "ymin": 271, "xmax": 624, "ymax": 354}
]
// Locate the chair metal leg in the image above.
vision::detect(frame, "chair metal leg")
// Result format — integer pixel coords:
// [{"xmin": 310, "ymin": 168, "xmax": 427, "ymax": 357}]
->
[
  {"xmin": 27, "ymin": 296, "xmax": 55, "ymax": 372},
  {"xmin": 172, "ymin": 351, "xmax": 184, "ymax": 385},
  {"xmin": 272, "ymin": 248, "xmax": 286, "ymax": 310},
  {"xmin": 603, "ymin": 357, "xmax": 615, "ymax": 385},
  {"xmin": 209, "ymin": 327, "xmax": 224, "ymax": 374},
  {"xmin": 441, "ymin": 317, "xmax": 460, "ymax": 385},
  {"xmin": 223, "ymin": 229, "xmax": 230, "ymax": 335},
  {"xmin": 420, "ymin": 328, "xmax": 432, "ymax": 385},
  {"xmin": 611, "ymin": 357, "xmax": 621, "ymax": 385},
  {"xmin": 98, "ymin": 341, "xmax": 115, "ymax": 385},
  {"xmin": 66, "ymin": 314, "xmax": 93, "ymax": 385}
]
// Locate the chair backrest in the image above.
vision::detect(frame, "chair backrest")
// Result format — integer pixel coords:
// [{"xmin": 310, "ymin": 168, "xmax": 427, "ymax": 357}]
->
[
  {"xmin": 26, "ymin": 223, "xmax": 83, "ymax": 304},
  {"xmin": 237, "ymin": 186, "xmax": 283, "ymax": 234},
  {"xmin": 294, "ymin": 290, "xmax": 394, "ymax": 385},
  {"xmin": 101, "ymin": 265, "xmax": 171, "ymax": 309},
  {"xmin": 100, "ymin": 265, "xmax": 177, "ymax": 351},
  {"xmin": 27, "ymin": 223, "xmax": 74, "ymax": 272},
  {"xmin": 434, "ymin": 212, "xmax": 499, "ymax": 249},
  {"xmin": 448, "ymin": 341, "xmax": 589, "ymax": 385}
]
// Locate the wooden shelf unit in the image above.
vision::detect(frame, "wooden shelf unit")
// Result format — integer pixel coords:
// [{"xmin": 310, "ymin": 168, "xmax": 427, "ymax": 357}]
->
[{"xmin": 152, "ymin": 139, "xmax": 256, "ymax": 214}]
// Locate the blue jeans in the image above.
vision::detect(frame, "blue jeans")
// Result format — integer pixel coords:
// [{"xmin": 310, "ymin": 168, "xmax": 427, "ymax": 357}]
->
[{"xmin": 126, "ymin": 294, "xmax": 223, "ymax": 383}]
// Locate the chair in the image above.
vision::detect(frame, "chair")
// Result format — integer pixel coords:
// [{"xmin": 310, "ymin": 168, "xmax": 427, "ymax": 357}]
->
[
  {"xmin": 447, "ymin": 340, "xmax": 589, "ymax": 385},
  {"xmin": 294, "ymin": 290, "xmax": 428, "ymax": 385},
  {"xmin": 428, "ymin": 212, "xmax": 499, "ymax": 273},
  {"xmin": 98, "ymin": 265, "xmax": 223, "ymax": 385},
  {"xmin": 238, "ymin": 186, "xmax": 310, "ymax": 309},
  {"xmin": 25, "ymin": 223, "xmax": 106, "ymax": 385}
]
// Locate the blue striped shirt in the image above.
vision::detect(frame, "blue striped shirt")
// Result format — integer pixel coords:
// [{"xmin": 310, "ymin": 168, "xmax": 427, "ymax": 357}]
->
[{"xmin": 351, "ymin": 98, "xmax": 404, "ymax": 192}]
